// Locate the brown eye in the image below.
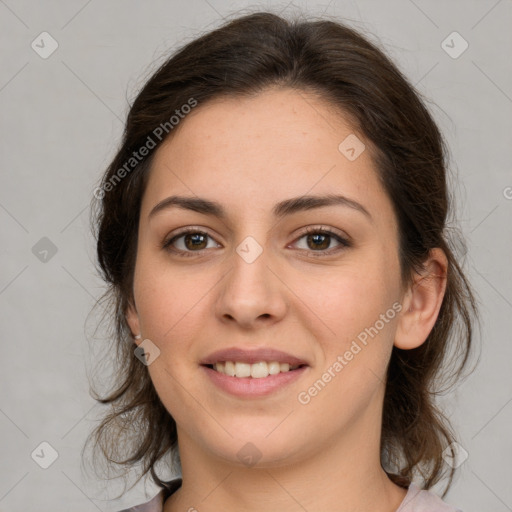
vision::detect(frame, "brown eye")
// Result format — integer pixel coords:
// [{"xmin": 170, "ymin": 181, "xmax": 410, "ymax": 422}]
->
[
  {"xmin": 306, "ymin": 233, "xmax": 331, "ymax": 250},
  {"xmin": 293, "ymin": 227, "xmax": 351, "ymax": 256},
  {"xmin": 162, "ymin": 229, "xmax": 220, "ymax": 256},
  {"xmin": 183, "ymin": 232, "xmax": 208, "ymax": 250},
  {"xmin": 162, "ymin": 226, "xmax": 350, "ymax": 258}
]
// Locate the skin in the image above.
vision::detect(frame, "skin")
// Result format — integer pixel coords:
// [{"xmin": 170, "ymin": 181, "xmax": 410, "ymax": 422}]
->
[{"xmin": 126, "ymin": 87, "xmax": 447, "ymax": 512}]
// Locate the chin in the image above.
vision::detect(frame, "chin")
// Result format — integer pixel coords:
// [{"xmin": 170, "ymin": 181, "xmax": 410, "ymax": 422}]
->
[{"xmin": 203, "ymin": 425, "xmax": 307, "ymax": 468}]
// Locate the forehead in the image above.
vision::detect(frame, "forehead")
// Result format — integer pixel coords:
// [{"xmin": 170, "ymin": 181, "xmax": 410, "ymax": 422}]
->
[{"xmin": 140, "ymin": 88, "xmax": 393, "ymax": 224}]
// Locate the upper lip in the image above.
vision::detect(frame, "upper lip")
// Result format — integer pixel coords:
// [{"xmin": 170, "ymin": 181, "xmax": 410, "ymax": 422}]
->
[{"xmin": 200, "ymin": 347, "xmax": 309, "ymax": 366}]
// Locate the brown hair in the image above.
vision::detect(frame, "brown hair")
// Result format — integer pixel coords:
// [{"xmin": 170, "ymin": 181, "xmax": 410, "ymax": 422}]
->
[{"xmin": 84, "ymin": 10, "xmax": 479, "ymax": 498}]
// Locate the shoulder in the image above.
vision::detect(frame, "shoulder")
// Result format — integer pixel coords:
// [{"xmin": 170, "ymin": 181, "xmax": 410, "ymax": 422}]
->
[
  {"xmin": 117, "ymin": 490, "xmax": 164, "ymax": 512},
  {"xmin": 116, "ymin": 478, "xmax": 182, "ymax": 512},
  {"xmin": 397, "ymin": 482, "xmax": 463, "ymax": 512},
  {"xmin": 116, "ymin": 490, "xmax": 164, "ymax": 512}
]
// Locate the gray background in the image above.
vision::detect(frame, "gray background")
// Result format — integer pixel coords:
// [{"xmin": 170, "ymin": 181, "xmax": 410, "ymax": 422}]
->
[{"xmin": 1, "ymin": 0, "xmax": 511, "ymax": 511}]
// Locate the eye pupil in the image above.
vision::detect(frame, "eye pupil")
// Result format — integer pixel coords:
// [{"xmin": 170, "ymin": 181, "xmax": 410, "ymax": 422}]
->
[
  {"xmin": 308, "ymin": 233, "xmax": 330, "ymax": 250},
  {"xmin": 185, "ymin": 233, "xmax": 207, "ymax": 250}
]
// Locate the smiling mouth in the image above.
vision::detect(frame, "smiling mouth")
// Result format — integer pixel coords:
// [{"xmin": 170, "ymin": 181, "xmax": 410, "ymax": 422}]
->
[{"xmin": 203, "ymin": 361, "xmax": 307, "ymax": 379}]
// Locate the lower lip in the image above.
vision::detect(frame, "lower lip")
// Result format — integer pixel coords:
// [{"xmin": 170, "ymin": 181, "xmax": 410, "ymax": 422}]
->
[{"xmin": 200, "ymin": 365, "xmax": 308, "ymax": 398}]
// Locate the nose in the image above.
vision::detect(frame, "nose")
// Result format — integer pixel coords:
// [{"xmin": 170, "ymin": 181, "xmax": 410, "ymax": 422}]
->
[{"xmin": 215, "ymin": 240, "xmax": 288, "ymax": 330}]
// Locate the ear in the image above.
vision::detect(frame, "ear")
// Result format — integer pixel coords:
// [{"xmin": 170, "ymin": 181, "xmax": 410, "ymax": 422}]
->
[
  {"xmin": 394, "ymin": 248, "xmax": 448, "ymax": 350},
  {"xmin": 125, "ymin": 300, "xmax": 141, "ymax": 345}
]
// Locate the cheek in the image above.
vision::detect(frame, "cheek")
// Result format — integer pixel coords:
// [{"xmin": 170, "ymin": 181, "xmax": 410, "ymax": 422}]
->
[
  {"xmin": 293, "ymin": 268, "xmax": 399, "ymax": 428},
  {"xmin": 297, "ymin": 256, "xmax": 400, "ymax": 345},
  {"xmin": 133, "ymin": 253, "xmax": 208, "ymax": 340},
  {"xmin": 133, "ymin": 264, "xmax": 209, "ymax": 421}
]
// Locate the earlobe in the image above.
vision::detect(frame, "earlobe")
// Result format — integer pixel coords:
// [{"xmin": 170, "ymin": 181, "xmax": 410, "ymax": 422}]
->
[
  {"xmin": 125, "ymin": 301, "xmax": 141, "ymax": 344},
  {"xmin": 394, "ymin": 248, "xmax": 448, "ymax": 350}
]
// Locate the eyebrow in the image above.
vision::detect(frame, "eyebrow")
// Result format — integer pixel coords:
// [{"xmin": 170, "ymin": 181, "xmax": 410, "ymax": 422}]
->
[{"xmin": 148, "ymin": 193, "xmax": 372, "ymax": 222}]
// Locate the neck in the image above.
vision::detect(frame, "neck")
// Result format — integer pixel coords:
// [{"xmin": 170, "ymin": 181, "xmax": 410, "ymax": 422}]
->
[{"xmin": 163, "ymin": 391, "xmax": 407, "ymax": 512}]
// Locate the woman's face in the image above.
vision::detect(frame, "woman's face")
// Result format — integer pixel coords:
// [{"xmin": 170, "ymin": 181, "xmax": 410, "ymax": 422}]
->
[{"xmin": 127, "ymin": 87, "xmax": 406, "ymax": 467}]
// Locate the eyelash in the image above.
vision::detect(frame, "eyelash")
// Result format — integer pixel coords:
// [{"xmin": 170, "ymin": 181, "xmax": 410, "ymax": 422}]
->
[{"xmin": 161, "ymin": 225, "xmax": 351, "ymax": 258}]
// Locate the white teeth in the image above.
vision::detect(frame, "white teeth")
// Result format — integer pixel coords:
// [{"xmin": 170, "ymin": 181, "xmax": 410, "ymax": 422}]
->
[
  {"xmin": 251, "ymin": 362, "xmax": 269, "ymax": 379},
  {"xmin": 268, "ymin": 362, "xmax": 280, "ymax": 375},
  {"xmin": 212, "ymin": 361, "xmax": 301, "ymax": 378},
  {"xmin": 224, "ymin": 361, "xmax": 236, "ymax": 377},
  {"xmin": 235, "ymin": 362, "xmax": 251, "ymax": 378}
]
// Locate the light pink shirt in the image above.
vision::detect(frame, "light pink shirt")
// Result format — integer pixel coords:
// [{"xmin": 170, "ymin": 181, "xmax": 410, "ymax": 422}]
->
[{"xmin": 118, "ymin": 481, "xmax": 463, "ymax": 511}]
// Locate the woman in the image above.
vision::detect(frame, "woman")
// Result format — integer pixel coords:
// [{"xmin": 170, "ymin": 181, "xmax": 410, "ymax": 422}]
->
[{"xmin": 85, "ymin": 10, "xmax": 478, "ymax": 512}]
